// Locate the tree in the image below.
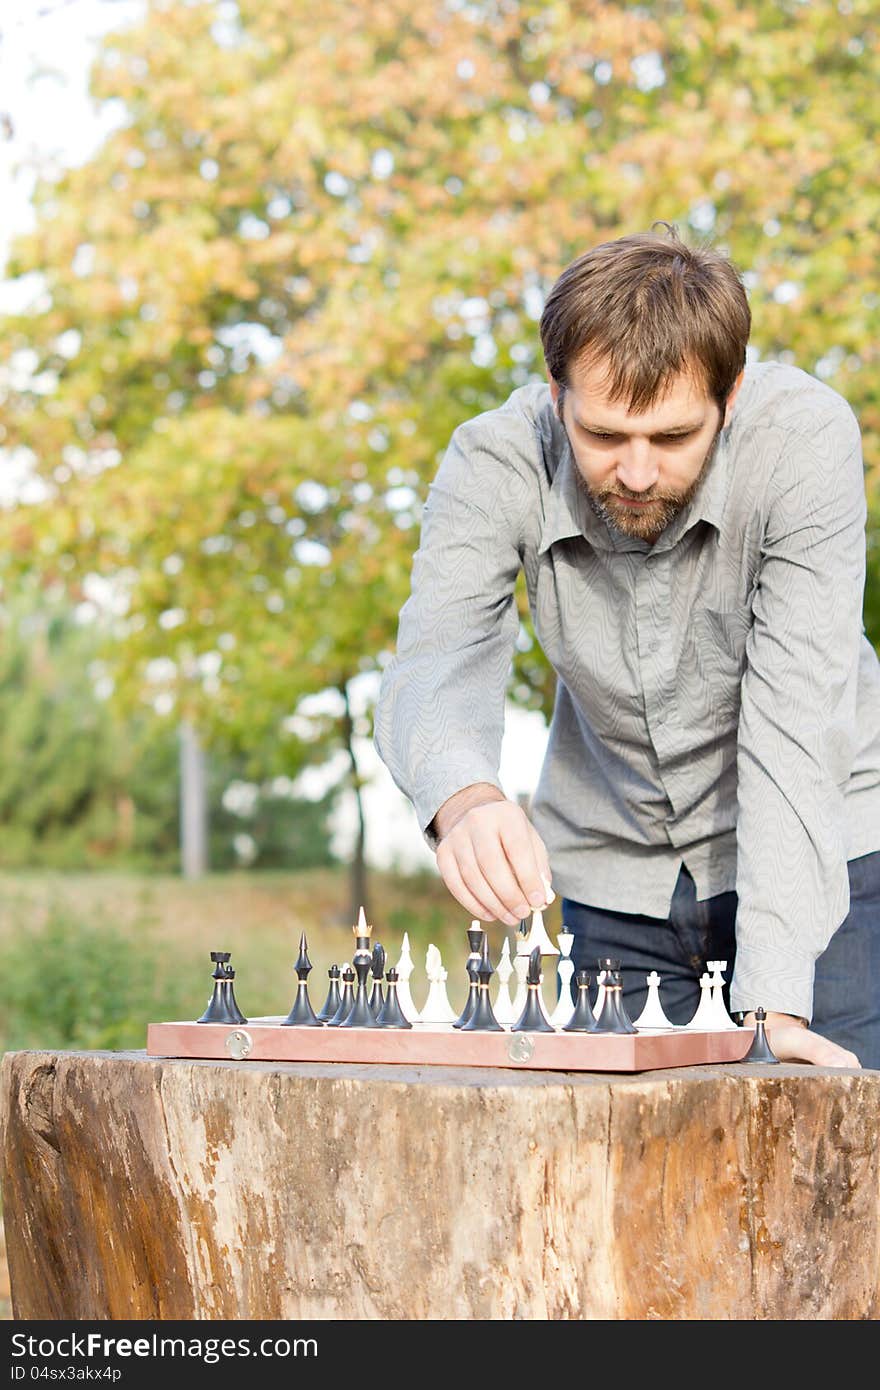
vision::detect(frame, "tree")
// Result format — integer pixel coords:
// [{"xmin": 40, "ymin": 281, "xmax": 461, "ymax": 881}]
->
[{"xmin": 0, "ymin": 0, "xmax": 876, "ymax": 896}]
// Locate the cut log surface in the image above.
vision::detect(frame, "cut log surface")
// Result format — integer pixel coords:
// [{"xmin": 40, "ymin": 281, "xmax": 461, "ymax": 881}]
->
[{"xmin": 1, "ymin": 1050, "xmax": 878, "ymax": 1321}]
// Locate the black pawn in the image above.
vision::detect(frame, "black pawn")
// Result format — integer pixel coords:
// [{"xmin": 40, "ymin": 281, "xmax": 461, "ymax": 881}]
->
[
  {"xmin": 282, "ymin": 932, "xmax": 321, "ymax": 1027},
  {"xmin": 512, "ymin": 946, "xmax": 555, "ymax": 1033},
  {"xmin": 376, "ymin": 969, "xmax": 412, "ymax": 1029},
  {"xmin": 593, "ymin": 958, "xmax": 637, "ymax": 1035},
  {"xmin": 222, "ymin": 965, "xmax": 247, "ymax": 1024},
  {"xmin": 461, "ymin": 933, "xmax": 503, "ymax": 1033},
  {"xmin": 197, "ymin": 951, "xmax": 240, "ymax": 1024},
  {"xmin": 369, "ymin": 943, "xmax": 386, "ymax": 1018},
  {"xmin": 316, "ymin": 965, "xmax": 342, "ymax": 1023},
  {"xmin": 327, "ymin": 966, "xmax": 355, "ymax": 1026},
  {"xmin": 740, "ymin": 1007, "xmax": 781, "ymax": 1064},
  {"xmin": 454, "ymin": 926, "xmax": 485, "ymax": 1028},
  {"xmin": 340, "ymin": 958, "xmax": 380, "ymax": 1028},
  {"xmin": 563, "ymin": 970, "xmax": 599, "ymax": 1033}
]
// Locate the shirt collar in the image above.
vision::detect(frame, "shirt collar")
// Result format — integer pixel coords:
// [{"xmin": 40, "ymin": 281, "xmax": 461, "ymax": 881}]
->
[{"xmin": 537, "ymin": 396, "xmax": 732, "ymax": 557}]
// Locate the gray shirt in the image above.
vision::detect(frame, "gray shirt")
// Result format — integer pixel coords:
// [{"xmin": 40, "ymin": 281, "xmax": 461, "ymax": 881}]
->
[{"xmin": 374, "ymin": 362, "xmax": 880, "ymax": 1020}]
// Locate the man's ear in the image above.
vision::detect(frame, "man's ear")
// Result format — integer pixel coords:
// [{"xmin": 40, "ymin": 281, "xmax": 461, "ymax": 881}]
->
[
  {"xmin": 548, "ymin": 376, "xmax": 565, "ymax": 420},
  {"xmin": 723, "ymin": 369, "xmax": 745, "ymax": 428}
]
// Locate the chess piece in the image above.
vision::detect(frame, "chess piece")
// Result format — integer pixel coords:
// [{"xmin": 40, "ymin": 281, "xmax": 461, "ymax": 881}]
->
[
  {"xmin": 512, "ymin": 946, "xmax": 555, "ymax": 1033},
  {"xmin": 316, "ymin": 965, "xmax": 342, "ymax": 1023},
  {"xmin": 707, "ymin": 961, "xmax": 738, "ymax": 1030},
  {"xmin": 376, "ymin": 968, "xmax": 413, "ymax": 1029},
  {"xmin": 352, "ymin": 905, "xmax": 373, "ymax": 970},
  {"xmin": 740, "ymin": 1007, "xmax": 780, "ymax": 1064},
  {"xmin": 420, "ymin": 944, "xmax": 457, "ymax": 1024},
  {"xmin": 327, "ymin": 965, "xmax": 355, "ymax": 1026},
  {"xmin": 685, "ymin": 973, "xmax": 717, "ymax": 1030},
  {"xmin": 339, "ymin": 957, "xmax": 380, "ymax": 1028},
  {"xmin": 549, "ymin": 926, "xmax": 576, "ymax": 1027},
  {"xmin": 369, "ymin": 943, "xmax": 386, "ymax": 1018},
  {"xmin": 524, "ymin": 908, "xmax": 560, "ymax": 960},
  {"xmin": 633, "ymin": 971, "xmax": 674, "ymax": 1030},
  {"xmin": 592, "ymin": 967, "xmax": 607, "ymax": 1020},
  {"xmin": 593, "ymin": 959, "xmax": 637, "ymax": 1034},
  {"xmin": 394, "ymin": 932, "xmax": 419, "ymax": 1023},
  {"xmin": 563, "ymin": 970, "xmax": 599, "ymax": 1033},
  {"xmin": 493, "ymin": 937, "xmax": 517, "ymax": 1026},
  {"xmin": 461, "ymin": 933, "xmax": 504, "ymax": 1032},
  {"xmin": 454, "ymin": 924, "xmax": 484, "ymax": 1028},
  {"xmin": 197, "ymin": 951, "xmax": 247, "ymax": 1024},
  {"xmin": 282, "ymin": 931, "xmax": 322, "ymax": 1026},
  {"xmin": 510, "ymin": 922, "xmax": 531, "ymax": 1023}
]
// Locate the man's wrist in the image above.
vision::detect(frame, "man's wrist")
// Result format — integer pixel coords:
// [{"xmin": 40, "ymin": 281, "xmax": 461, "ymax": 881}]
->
[{"xmin": 430, "ymin": 783, "xmax": 507, "ymax": 843}]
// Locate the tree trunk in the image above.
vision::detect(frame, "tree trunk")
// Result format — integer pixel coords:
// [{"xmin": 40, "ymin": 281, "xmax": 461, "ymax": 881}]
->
[
  {"xmin": 341, "ymin": 680, "xmax": 368, "ymax": 923},
  {"xmin": 179, "ymin": 720, "xmax": 208, "ymax": 879}
]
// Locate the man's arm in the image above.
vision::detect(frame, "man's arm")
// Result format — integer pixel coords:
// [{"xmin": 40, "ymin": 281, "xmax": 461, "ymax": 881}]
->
[
  {"xmin": 731, "ymin": 399, "xmax": 866, "ymax": 1064},
  {"xmin": 374, "ymin": 414, "xmax": 551, "ymax": 924}
]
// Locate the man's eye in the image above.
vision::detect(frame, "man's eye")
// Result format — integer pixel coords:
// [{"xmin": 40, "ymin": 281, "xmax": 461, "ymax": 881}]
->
[{"xmin": 586, "ymin": 430, "xmax": 617, "ymax": 441}]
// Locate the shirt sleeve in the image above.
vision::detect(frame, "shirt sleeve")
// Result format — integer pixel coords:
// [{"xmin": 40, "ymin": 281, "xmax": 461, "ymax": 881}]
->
[
  {"xmin": 373, "ymin": 416, "xmax": 531, "ymax": 844},
  {"xmin": 730, "ymin": 405, "xmax": 867, "ymax": 1021}
]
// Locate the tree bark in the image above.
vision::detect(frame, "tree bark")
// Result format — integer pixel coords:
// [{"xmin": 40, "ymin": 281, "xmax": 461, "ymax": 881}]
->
[{"xmin": 179, "ymin": 720, "xmax": 208, "ymax": 879}]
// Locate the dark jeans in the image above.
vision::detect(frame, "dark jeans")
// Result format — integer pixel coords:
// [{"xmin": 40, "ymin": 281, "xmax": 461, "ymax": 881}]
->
[{"xmin": 562, "ymin": 849, "xmax": 880, "ymax": 1069}]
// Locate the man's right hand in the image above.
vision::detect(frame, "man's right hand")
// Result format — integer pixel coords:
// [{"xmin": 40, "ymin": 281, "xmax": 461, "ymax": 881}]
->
[{"xmin": 432, "ymin": 784, "xmax": 553, "ymax": 927}]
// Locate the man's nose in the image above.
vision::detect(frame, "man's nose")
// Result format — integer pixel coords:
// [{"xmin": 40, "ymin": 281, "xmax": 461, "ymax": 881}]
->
[{"xmin": 615, "ymin": 440, "xmax": 659, "ymax": 495}]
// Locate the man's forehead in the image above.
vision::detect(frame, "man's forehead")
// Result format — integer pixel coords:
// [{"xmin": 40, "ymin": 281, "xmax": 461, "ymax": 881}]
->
[{"xmin": 566, "ymin": 357, "xmax": 712, "ymax": 429}]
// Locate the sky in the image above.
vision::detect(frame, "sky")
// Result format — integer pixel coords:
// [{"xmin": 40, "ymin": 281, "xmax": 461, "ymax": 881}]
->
[{"xmin": 0, "ymin": 0, "xmax": 552, "ymax": 872}]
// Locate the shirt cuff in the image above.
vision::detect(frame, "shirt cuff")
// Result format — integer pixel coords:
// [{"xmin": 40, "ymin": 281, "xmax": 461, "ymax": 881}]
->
[
  {"xmin": 729, "ymin": 944, "xmax": 816, "ymax": 1024},
  {"xmin": 414, "ymin": 763, "xmax": 506, "ymax": 851}
]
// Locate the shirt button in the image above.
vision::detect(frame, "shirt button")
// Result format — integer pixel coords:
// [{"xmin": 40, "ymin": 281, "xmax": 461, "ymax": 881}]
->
[{"xmin": 648, "ymin": 639, "xmax": 659, "ymax": 653}]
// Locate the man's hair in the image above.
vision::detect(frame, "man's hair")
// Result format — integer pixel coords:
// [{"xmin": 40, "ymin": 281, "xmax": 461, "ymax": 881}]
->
[{"xmin": 539, "ymin": 224, "xmax": 750, "ymax": 413}]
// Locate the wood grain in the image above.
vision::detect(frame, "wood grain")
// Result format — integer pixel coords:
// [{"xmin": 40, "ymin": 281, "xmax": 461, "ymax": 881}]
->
[{"xmin": 2, "ymin": 1051, "xmax": 877, "ymax": 1320}]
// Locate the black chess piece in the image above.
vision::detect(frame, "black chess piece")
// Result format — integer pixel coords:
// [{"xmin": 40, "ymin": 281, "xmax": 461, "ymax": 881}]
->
[
  {"xmin": 512, "ymin": 946, "xmax": 555, "ymax": 1033},
  {"xmin": 282, "ymin": 932, "xmax": 322, "ymax": 1027},
  {"xmin": 740, "ymin": 1007, "xmax": 781, "ymax": 1064},
  {"xmin": 593, "ymin": 958, "xmax": 637, "ymax": 1035},
  {"xmin": 316, "ymin": 965, "xmax": 342, "ymax": 1023},
  {"xmin": 461, "ymin": 933, "xmax": 504, "ymax": 1032},
  {"xmin": 563, "ymin": 970, "xmax": 598, "ymax": 1033},
  {"xmin": 454, "ymin": 925, "xmax": 485, "ymax": 1028},
  {"xmin": 369, "ymin": 943, "xmax": 386, "ymax": 1018},
  {"xmin": 327, "ymin": 966, "xmax": 355, "ymax": 1026},
  {"xmin": 340, "ymin": 957, "xmax": 381, "ymax": 1028},
  {"xmin": 376, "ymin": 968, "xmax": 413, "ymax": 1029},
  {"xmin": 197, "ymin": 951, "xmax": 247, "ymax": 1024}
]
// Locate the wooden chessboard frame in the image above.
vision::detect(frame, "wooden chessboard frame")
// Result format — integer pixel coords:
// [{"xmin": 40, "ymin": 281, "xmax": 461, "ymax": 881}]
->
[{"xmin": 147, "ymin": 1017, "xmax": 754, "ymax": 1072}]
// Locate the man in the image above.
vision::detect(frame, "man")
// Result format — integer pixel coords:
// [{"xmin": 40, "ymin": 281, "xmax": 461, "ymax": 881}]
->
[{"xmin": 374, "ymin": 227, "xmax": 880, "ymax": 1068}]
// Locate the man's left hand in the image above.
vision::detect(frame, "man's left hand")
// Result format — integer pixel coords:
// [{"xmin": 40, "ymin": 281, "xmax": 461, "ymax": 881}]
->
[{"xmin": 743, "ymin": 1010, "xmax": 860, "ymax": 1068}]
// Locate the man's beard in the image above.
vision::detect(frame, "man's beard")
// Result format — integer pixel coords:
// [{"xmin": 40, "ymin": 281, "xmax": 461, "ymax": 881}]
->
[{"xmin": 574, "ymin": 427, "xmax": 722, "ymax": 544}]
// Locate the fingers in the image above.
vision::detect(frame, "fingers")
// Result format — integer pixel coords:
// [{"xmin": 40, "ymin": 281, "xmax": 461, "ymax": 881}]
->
[
  {"xmin": 766, "ymin": 1023, "xmax": 861, "ymax": 1069},
  {"xmin": 436, "ymin": 802, "xmax": 554, "ymax": 926}
]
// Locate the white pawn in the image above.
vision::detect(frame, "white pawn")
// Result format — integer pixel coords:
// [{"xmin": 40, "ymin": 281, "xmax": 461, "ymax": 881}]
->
[
  {"xmin": 394, "ymin": 932, "xmax": 419, "ymax": 1023},
  {"xmin": 419, "ymin": 944, "xmax": 457, "ymax": 1024},
  {"xmin": 511, "ymin": 932, "xmax": 531, "ymax": 1023},
  {"xmin": 524, "ymin": 908, "xmax": 560, "ymax": 959},
  {"xmin": 493, "ymin": 937, "xmax": 517, "ymax": 1026},
  {"xmin": 549, "ymin": 927, "xmax": 575, "ymax": 1027},
  {"xmin": 707, "ymin": 960, "xmax": 738, "ymax": 1030},
  {"xmin": 633, "ymin": 971, "xmax": 674, "ymax": 1030},
  {"xmin": 685, "ymin": 972, "xmax": 717, "ymax": 1030}
]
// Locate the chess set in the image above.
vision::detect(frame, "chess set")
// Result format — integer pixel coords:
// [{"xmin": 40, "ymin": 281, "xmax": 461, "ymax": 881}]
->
[{"xmin": 147, "ymin": 909, "xmax": 776, "ymax": 1072}]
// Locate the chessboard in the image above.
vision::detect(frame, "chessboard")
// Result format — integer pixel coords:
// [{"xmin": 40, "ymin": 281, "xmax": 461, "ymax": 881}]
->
[
  {"xmin": 151, "ymin": 908, "xmax": 761, "ymax": 1074},
  {"xmin": 146, "ymin": 1016, "xmax": 754, "ymax": 1072}
]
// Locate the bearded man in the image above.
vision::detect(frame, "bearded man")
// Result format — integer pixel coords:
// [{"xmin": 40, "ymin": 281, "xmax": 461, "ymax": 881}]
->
[{"xmin": 374, "ymin": 226, "xmax": 880, "ymax": 1068}]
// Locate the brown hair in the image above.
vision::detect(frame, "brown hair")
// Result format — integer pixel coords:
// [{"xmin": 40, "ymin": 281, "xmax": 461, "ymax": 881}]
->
[{"xmin": 539, "ymin": 223, "xmax": 750, "ymax": 413}]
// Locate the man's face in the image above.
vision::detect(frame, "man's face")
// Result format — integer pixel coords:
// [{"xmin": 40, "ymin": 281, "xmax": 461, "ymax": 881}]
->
[{"xmin": 549, "ymin": 357, "xmax": 743, "ymax": 545}]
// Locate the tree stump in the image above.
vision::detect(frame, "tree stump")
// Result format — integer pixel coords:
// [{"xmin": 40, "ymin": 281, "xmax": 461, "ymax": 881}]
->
[{"xmin": 2, "ymin": 1050, "xmax": 878, "ymax": 1319}]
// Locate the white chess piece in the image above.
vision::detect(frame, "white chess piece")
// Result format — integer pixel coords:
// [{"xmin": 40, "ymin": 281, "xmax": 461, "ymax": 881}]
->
[
  {"xmin": 592, "ymin": 970, "xmax": 607, "ymax": 1020},
  {"xmin": 633, "ymin": 971, "xmax": 674, "ymax": 1030},
  {"xmin": 549, "ymin": 927, "xmax": 575, "ymax": 1027},
  {"xmin": 394, "ymin": 932, "xmax": 419, "ymax": 1023},
  {"xmin": 685, "ymin": 972, "xmax": 717, "ymax": 1030},
  {"xmin": 524, "ymin": 909, "xmax": 560, "ymax": 959},
  {"xmin": 511, "ymin": 932, "xmax": 531, "ymax": 1023},
  {"xmin": 493, "ymin": 937, "xmax": 517, "ymax": 1026},
  {"xmin": 707, "ymin": 960, "xmax": 738, "ymax": 1030},
  {"xmin": 419, "ymin": 944, "xmax": 457, "ymax": 1024}
]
